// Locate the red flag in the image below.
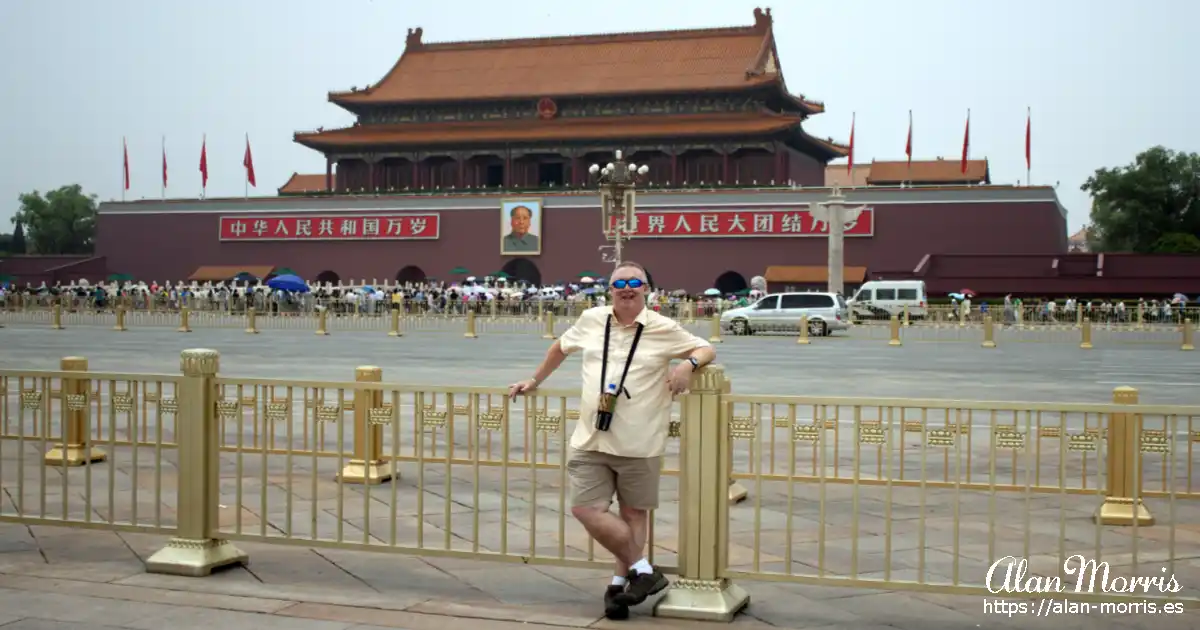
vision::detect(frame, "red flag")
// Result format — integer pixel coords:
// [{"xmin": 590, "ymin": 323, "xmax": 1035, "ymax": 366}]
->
[
  {"xmin": 162, "ymin": 137, "xmax": 168, "ymax": 189},
  {"xmin": 1024, "ymin": 108, "xmax": 1031, "ymax": 171},
  {"xmin": 243, "ymin": 136, "xmax": 256, "ymax": 187},
  {"xmin": 905, "ymin": 110, "xmax": 913, "ymax": 166},
  {"xmin": 846, "ymin": 113, "xmax": 856, "ymax": 173},
  {"xmin": 122, "ymin": 138, "xmax": 130, "ymax": 190},
  {"xmin": 960, "ymin": 110, "xmax": 971, "ymax": 174},
  {"xmin": 199, "ymin": 135, "xmax": 208, "ymax": 188}
]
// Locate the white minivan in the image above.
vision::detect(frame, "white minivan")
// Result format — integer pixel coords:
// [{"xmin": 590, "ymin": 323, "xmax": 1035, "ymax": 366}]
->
[
  {"xmin": 848, "ymin": 280, "xmax": 928, "ymax": 319},
  {"xmin": 720, "ymin": 292, "xmax": 850, "ymax": 336}
]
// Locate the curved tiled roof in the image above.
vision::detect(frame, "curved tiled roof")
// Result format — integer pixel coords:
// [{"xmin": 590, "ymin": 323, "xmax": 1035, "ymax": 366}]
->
[
  {"xmin": 328, "ymin": 8, "xmax": 819, "ymax": 113},
  {"xmin": 294, "ymin": 112, "xmax": 807, "ymax": 149},
  {"xmin": 278, "ymin": 173, "xmax": 329, "ymax": 194}
]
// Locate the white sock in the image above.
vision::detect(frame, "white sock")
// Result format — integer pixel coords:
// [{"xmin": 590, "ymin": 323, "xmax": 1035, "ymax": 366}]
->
[
  {"xmin": 631, "ymin": 558, "xmax": 653, "ymax": 575},
  {"xmin": 611, "ymin": 575, "xmax": 627, "ymax": 586}
]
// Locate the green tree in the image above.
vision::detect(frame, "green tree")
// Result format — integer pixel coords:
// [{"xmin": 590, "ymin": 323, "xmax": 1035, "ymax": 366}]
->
[
  {"xmin": 11, "ymin": 220, "xmax": 27, "ymax": 254},
  {"xmin": 12, "ymin": 185, "xmax": 97, "ymax": 254},
  {"xmin": 1082, "ymin": 146, "xmax": 1200, "ymax": 253},
  {"xmin": 1152, "ymin": 232, "xmax": 1200, "ymax": 253}
]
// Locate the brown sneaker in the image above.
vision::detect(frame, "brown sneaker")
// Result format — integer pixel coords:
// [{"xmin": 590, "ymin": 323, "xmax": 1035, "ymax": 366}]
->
[
  {"xmin": 613, "ymin": 568, "xmax": 670, "ymax": 606},
  {"xmin": 604, "ymin": 585, "xmax": 630, "ymax": 620}
]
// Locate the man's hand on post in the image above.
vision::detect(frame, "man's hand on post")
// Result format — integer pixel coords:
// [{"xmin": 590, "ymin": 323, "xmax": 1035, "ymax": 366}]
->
[
  {"xmin": 508, "ymin": 378, "xmax": 539, "ymax": 400},
  {"xmin": 667, "ymin": 363, "xmax": 692, "ymax": 396}
]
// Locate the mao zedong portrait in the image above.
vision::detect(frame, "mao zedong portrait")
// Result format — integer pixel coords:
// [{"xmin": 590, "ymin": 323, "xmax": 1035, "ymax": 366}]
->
[{"xmin": 501, "ymin": 202, "xmax": 541, "ymax": 254}]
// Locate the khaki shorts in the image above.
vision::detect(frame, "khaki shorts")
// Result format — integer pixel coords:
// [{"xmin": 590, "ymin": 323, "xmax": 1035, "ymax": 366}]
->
[{"xmin": 567, "ymin": 448, "xmax": 662, "ymax": 510}]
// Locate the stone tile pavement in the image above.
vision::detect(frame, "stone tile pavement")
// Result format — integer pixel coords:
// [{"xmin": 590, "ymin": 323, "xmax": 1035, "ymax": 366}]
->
[{"xmin": 0, "ymin": 523, "xmax": 1196, "ymax": 630}]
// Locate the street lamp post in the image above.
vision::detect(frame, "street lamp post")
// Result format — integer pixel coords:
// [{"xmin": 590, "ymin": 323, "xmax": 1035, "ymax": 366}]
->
[
  {"xmin": 589, "ymin": 150, "xmax": 649, "ymax": 267},
  {"xmin": 811, "ymin": 184, "xmax": 868, "ymax": 296}
]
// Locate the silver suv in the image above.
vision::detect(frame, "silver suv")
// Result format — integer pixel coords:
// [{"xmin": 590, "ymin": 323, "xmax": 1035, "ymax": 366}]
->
[{"xmin": 720, "ymin": 292, "xmax": 850, "ymax": 336}]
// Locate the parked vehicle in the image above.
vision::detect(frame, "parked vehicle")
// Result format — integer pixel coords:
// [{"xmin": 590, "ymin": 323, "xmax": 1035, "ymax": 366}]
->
[
  {"xmin": 720, "ymin": 292, "xmax": 849, "ymax": 336},
  {"xmin": 848, "ymin": 280, "xmax": 928, "ymax": 319}
]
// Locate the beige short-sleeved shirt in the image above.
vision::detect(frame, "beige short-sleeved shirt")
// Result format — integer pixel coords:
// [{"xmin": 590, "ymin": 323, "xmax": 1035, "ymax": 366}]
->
[{"xmin": 558, "ymin": 305, "xmax": 711, "ymax": 459}]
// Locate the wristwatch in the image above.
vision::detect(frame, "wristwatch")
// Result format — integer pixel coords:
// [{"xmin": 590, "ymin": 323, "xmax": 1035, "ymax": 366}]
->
[{"xmin": 687, "ymin": 357, "xmax": 699, "ymax": 371}]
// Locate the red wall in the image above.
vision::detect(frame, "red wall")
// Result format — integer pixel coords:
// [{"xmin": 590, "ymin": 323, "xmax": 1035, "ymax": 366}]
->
[{"xmin": 96, "ymin": 195, "xmax": 1066, "ymax": 292}]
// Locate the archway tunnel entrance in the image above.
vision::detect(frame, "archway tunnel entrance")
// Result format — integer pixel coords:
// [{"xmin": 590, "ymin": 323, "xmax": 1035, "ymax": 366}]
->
[
  {"xmin": 315, "ymin": 270, "xmax": 340, "ymax": 285},
  {"xmin": 714, "ymin": 271, "xmax": 748, "ymax": 295},
  {"xmin": 395, "ymin": 265, "xmax": 427, "ymax": 284},
  {"xmin": 501, "ymin": 258, "xmax": 542, "ymax": 286}
]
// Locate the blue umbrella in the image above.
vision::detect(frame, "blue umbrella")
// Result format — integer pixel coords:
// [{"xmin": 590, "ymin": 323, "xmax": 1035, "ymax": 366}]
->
[{"xmin": 266, "ymin": 274, "xmax": 309, "ymax": 293}]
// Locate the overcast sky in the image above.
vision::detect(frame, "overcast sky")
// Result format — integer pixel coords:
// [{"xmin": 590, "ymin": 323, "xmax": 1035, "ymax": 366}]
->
[{"xmin": 1, "ymin": 0, "xmax": 1195, "ymax": 234}]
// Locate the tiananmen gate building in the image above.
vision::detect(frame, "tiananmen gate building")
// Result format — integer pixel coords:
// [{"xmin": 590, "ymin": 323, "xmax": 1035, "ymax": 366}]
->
[{"xmin": 93, "ymin": 7, "xmax": 1076, "ymax": 295}]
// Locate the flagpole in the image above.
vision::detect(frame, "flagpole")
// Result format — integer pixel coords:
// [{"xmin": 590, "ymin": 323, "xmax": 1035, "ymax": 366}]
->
[
  {"xmin": 121, "ymin": 137, "xmax": 126, "ymax": 202},
  {"xmin": 161, "ymin": 135, "xmax": 166, "ymax": 200},
  {"xmin": 245, "ymin": 133, "xmax": 249, "ymax": 199}
]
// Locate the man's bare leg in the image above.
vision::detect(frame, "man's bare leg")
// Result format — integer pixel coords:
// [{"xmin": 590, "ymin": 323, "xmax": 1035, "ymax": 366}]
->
[
  {"xmin": 571, "ymin": 504, "xmax": 640, "ymax": 567},
  {"xmin": 617, "ymin": 504, "xmax": 649, "ymax": 576}
]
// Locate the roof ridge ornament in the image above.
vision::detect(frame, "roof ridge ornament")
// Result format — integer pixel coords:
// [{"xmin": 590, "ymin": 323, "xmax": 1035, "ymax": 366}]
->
[
  {"xmin": 406, "ymin": 27, "xmax": 424, "ymax": 50},
  {"xmin": 753, "ymin": 7, "xmax": 772, "ymax": 31}
]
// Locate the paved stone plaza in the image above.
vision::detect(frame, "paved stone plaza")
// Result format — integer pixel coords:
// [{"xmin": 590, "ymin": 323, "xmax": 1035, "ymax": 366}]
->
[
  {"xmin": 1, "ymin": 323, "xmax": 1197, "ymax": 403},
  {"xmin": 1, "ymin": 326, "xmax": 1199, "ymax": 629}
]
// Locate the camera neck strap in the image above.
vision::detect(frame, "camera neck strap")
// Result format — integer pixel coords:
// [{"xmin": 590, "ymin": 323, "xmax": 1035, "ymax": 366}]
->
[{"xmin": 600, "ymin": 314, "xmax": 644, "ymax": 399}]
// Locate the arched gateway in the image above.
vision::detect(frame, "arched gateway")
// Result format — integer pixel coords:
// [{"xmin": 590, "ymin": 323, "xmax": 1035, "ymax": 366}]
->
[
  {"xmin": 501, "ymin": 258, "xmax": 541, "ymax": 286},
  {"xmin": 395, "ymin": 265, "xmax": 427, "ymax": 283},
  {"xmin": 315, "ymin": 270, "xmax": 340, "ymax": 284},
  {"xmin": 714, "ymin": 271, "xmax": 748, "ymax": 295}
]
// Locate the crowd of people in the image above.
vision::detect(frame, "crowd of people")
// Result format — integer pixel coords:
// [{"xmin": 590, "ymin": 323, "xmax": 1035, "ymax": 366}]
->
[{"xmin": 0, "ymin": 278, "xmax": 1194, "ymax": 324}]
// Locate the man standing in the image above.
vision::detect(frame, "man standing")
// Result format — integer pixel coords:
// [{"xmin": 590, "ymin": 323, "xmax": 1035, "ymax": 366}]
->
[
  {"xmin": 502, "ymin": 204, "xmax": 540, "ymax": 253},
  {"xmin": 508, "ymin": 261, "xmax": 714, "ymax": 619}
]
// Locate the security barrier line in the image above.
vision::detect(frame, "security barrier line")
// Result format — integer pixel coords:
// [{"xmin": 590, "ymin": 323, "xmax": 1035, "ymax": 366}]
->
[{"xmin": 2, "ymin": 354, "xmax": 1200, "ymax": 618}]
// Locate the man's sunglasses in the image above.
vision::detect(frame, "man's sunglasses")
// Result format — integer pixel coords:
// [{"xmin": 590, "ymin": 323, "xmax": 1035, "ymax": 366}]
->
[{"xmin": 611, "ymin": 279, "xmax": 645, "ymax": 289}]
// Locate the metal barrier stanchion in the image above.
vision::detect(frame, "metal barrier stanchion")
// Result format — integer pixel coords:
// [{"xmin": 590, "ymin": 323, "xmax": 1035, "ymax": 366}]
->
[
  {"xmin": 888, "ymin": 314, "xmax": 902, "ymax": 346},
  {"xmin": 146, "ymin": 349, "xmax": 248, "ymax": 575},
  {"xmin": 245, "ymin": 307, "xmax": 259, "ymax": 334},
  {"xmin": 1095, "ymin": 386, "xmax": 1154, "ymax": 526},
  {"xmin": 902, "ymin": 304, "xmax": 911, "ymax": 327},
  {"xmin": 177, "ymin": 307, "xmax": 192, "ymax": 333},
  {"xmin": 796, "ymin": 315, "xmax": 810, "ymax": 345},
  {"xmin": 1080, "ymin": 318, "xmax": 1093, "ymax": 350},
  {"xmin": 465, "ymin": 310, "xmax": 478, "ymax": 338},
  {"xmin": 982, "ymin": 314, "xmax": 996, "ymax": 348},
  {"xmin": 654, "ymin": 365, "xmax": 748, "ymax": 621},
  {"xmin": 315, "ymin": 309, "xmax": 329, "ymax": 336},
  {"xmin": 1076, "ymin": 303, "xmax": 1083, "ymax": 328},
  {"xmin": 958, "ymin": 305, "xmax": 966, "ymax": 328},
  {"xmin": 44, "ymin": 356, "xmax": 106, "ymax": 466},
  {"xmin": 542, "ymin": 311, "xmax": 556, "ymax": 340},
  {"xmin": 113, "ymin": 305, "xmax": 127, "ymax": 332},
  {"xmin": 1182, "ymin": 319, "xmax": 1195, "ymax": 351},
  {"xmin": 490, "ymin": 297, "xmax": 497, "ymax": 321},
  {"xmin": 52, "ymin": 301, "xmax": 64, "ymax": 330},
  {"xmin": 708, "ymin": 312, "xmax": 723, "ymax": 343},
  {"xmin": 537, "ymin": 298, "xmax": 544, "ymax": 322},
  {"xmin": 388, "ymin": 308, "xmax": 403, "ymax": 337},
  {"xmin": 1137, "ymin": 302, "xmax": 1146, "ymax": 331},
  {"xmin": 338, "ymin": 366, "xmax": 393, "ymax": 484}
]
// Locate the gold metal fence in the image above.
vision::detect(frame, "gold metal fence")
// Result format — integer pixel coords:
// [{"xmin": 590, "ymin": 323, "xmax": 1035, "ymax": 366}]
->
[{"xmin": 3, "ymin": 353, "xmax": 1199, "ymax": 621}]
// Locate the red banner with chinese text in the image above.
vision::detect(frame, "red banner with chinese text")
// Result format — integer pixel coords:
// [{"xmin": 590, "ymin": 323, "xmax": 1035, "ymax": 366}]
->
[
  {"xmin": 630, "ymin": 209, "xmax": 873, "ymax": 238},
  {"xmin": 219, "ymin": 214, "xmax": 440, "ymax": 241}
]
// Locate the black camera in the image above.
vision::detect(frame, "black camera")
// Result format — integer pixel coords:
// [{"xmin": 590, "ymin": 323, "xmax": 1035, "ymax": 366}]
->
[{"xmin": 595, "ymin": 410, "xmax": 614, "ymax": 432}]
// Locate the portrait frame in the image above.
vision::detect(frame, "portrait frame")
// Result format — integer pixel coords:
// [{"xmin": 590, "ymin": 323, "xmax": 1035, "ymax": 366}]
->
[{"xmin": 500, "ymin": 197, "xmax": 544, "ymax": 256}]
